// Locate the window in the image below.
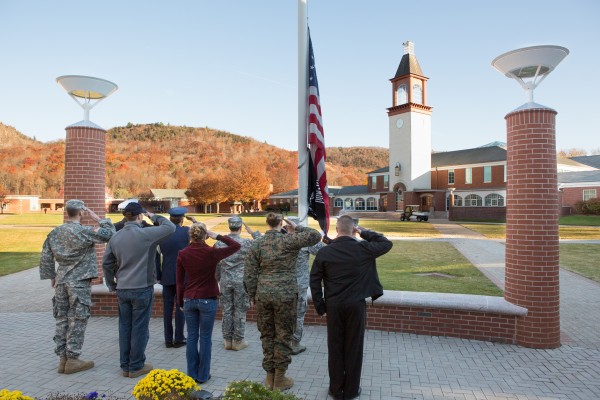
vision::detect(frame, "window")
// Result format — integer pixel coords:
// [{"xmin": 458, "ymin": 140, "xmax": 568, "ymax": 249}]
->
[
  {"xmin": 412, "ymin": 83, "xmax": 423, "ymax": 104},
  {"xmin": 344, "ymin": 198, "xmax": 354, "ymax": 210},
  {"xmin": 383, "ymin": 175, "xmax": 389, "ymax": 189},
  {"xmin": 485, "ymin": 193, "xmax": 505, "ymax": 207},
  {"xmin": 484, "ymin": 166, "xmax": 492, "ymax": 183},
  {"xmin": 448, "ymin": 170, "xmax": 455, "ymax": 184},
  {"xmin": 367, "ymin": 198, "xmax": 378, "ymax": 211},
  {"xmin": 396, "ymin": 84, "xmax": 407, "ymax": 105},
  {"xmin": 465, "ymin": 168, "xmax": 472, "ymax": 184},
  {"xmin": 447, "ymin": 194, "xmax": 463, "ymax": 207},
  {"xmin": 464, "ymin": 194, "xmax": 482, "ymax": 206},
  {"xmin": 371, "ymin": 176, "xmax": 377, "ymax": 189},
  {"xmin": 583, "ymin": 189, "xmax": 597, "ymax": 201},
  {"xmin": 355, "ymin": 198, "xmax": 366, "ymax": 211},
  {"xmin": 334, "ymin": 198, "xmax": 343, "ymax": 208}
]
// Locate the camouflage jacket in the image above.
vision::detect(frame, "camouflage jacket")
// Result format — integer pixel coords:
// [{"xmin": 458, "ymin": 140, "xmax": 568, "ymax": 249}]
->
[
  {"xmin": 296, "ymin": 241, "xmax": 326, "ymax": 289},
  {"xmin": 215, "ymin": 231, "xmax": 261, "ymax": 286},
  {"xmin": 40, "ymin": 219, "xmax": 115, "ymax": 284},
  {"xmin": 244, "ymin": 226, "xmax": 321, "ymax": 301}
]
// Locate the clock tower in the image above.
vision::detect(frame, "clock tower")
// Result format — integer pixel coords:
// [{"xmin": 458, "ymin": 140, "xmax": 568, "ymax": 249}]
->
[{"xmin": 387, "ymin": 41, "xmax": 432, "ymax": 210}]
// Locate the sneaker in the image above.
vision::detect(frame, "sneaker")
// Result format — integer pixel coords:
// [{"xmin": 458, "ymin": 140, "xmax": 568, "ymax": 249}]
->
[{"xmin": 129, "ymin": 363, "xmax": 153, "ymax": 378}]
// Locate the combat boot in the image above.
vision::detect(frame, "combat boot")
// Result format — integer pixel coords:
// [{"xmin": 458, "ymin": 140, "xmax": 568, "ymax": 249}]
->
[
  {"xmin": 290, "ymin": 340, "xmax": 306, "ymax": 355},
  {"xmin": 264, "ymin": 371, "xmax": 274, "ymax": 389},
  {"xmin": 273, "ymin": 369, "xmax": 294, "ymax": 390},
  {"xmin": 57, "ymin": 356, "xmax": 67, "ymax": 373},
  {"xmin": 224, "ymin": 339, "xmax": 233, "ymax": 350},
  {"xmin": 231, "ymin": 339, "xmax": 248, "ymax": 351},
  {"xmin": 64, "ymin": 357, "xmax": 94, "ymax": 374},
  {"xmin": 129, "ymin": 363, "xmax": 153, "ymax": 378}
]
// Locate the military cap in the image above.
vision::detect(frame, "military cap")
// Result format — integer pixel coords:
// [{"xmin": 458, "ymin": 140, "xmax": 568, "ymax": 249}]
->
[
  {"xmin": 123, "ymin": 202, "xmax": 146, "ymax": 217},
  {"xmin": 287, "ymin": 217, "xmax": 301, "ymax": 224},
  {"xmin": 228, "ymin": 216, "xmax": 243, "ymax": 230},
  {"xmin": 167, "ymin": 207, "xmax": 187, "ymax": 217},
  {"xmin": 65, "ymin": 199, "xmax": 86, "ymax": 210}
]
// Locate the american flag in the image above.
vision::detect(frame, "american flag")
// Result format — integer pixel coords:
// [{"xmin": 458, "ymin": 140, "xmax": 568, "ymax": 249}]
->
[{"xmin": 307, "ymin": 31, "xmax": 330, "ymax": 235}]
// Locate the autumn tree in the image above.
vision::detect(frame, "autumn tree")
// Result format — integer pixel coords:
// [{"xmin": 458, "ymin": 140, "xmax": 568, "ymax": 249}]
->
[
  {"xmin": 225, "ymin": 156, "xmax": 271, "ymax": 209},
  {"xmin": 186, "ymin": 174, "xmax": 228, "ymax": 213},
  {"xmin": 0, "ymin": 186, "xmax": 12, "ymax": 214},
  {"xmin": 557, "ymin": 148, "xmax": 588, "ymax": 157}
]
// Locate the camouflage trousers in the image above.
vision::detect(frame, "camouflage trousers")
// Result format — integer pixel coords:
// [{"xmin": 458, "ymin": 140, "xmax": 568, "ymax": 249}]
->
[
  {"xmin": 292, "ymin": 286, "xmax": 308, "ymax": 342},
  {"xmin": 220, "ymin": 281, "xmax": 249, "ymax": 341},
  {"xmin": 256, "ymin": 295, "xmax": 297, "ymax": 372},
  {"xmin": 52, "ymin": 280, "xmax": 92, "ymax": 359}
]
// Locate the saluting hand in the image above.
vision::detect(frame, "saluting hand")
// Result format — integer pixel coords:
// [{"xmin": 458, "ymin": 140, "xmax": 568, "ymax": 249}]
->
[{"xmin": 207, "ymin": 230, "xmax": 218, "ymax": 240}]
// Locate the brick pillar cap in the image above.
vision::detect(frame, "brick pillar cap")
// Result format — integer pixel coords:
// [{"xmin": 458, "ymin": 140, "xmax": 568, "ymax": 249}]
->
[{"xmin": 505, "ymin": 102, "xmax": 557, "ymax": 119}]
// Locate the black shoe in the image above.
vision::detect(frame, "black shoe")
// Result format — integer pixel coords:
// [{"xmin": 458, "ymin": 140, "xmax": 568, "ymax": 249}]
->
[
  {"xmin": 165, "ymin": 341, "xmax": 173, "ymax": 348},
  {"xmin": 346, "ymin": 387, "xmax": 362, "ymax": 399},
  {"xmin": 328, "ymin": 389, "xmax": 343, "ymax": 400},
  {"xmin": 195, "ymin": 374, "xmax": 211, "ymax": 384},
  {"xmin": 173, "ymin": 340, "xmax": 187, "ymax": 348}
]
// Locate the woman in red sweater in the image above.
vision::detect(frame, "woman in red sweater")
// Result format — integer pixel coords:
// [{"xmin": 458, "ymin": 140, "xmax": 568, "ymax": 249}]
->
[{"xmin": 176, "ymin": 222, "xmax": 241, "ymax": 384}]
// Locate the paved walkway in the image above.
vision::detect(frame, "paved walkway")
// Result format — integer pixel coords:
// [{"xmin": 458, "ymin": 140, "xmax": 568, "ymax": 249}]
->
[{"xmin": 1, "ymin": 218, "xmax": 600, "ymax": 399}]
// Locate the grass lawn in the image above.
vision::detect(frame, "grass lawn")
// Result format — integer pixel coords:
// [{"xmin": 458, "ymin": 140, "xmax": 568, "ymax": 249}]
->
[
  {"xmin": 376, "ymin": 241, "xmax": 503, "ymax": 296},
  {"xmin": 0, "ymin": 227, "xmax": 51, "ymax": 276},
  {"xmin": 560, "ymin": 243, "xmax": 600, "ymax": 283},
  {"xmin": 559, "ymin": 215, "xmax": 600, "ymax": 226},
  {"xmin": 461, "ymin": 223, "xmax": 600, "ymax": 240},
  {"xmin": 211, "ymin": 216, "xmax": 440, "ymax": 238}
]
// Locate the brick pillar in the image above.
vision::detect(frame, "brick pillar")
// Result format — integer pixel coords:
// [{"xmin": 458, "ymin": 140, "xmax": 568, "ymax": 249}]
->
[
  {"xmin": 504, "ymin": 107, "xmax": 560, "ymax": 349},
  {"xmin": 63, "ymin": 125, "xmax": 106, "ymax": 284}
]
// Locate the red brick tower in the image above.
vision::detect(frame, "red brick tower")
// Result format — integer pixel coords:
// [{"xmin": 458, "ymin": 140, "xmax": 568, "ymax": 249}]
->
[
  {"xmin": 63, "ymin": 124, "xmax": 107, "ymax": 281},
  {"xmin": 57, "ymin": 75, "xmax": 118, "ymax": 282},
  {"xmin": 504, "ymin": 107, "xmax": 560, "ymax": 348},
  {"xmin": 492, "ymin": 45, "xmax": 568, "ymax": 349}
]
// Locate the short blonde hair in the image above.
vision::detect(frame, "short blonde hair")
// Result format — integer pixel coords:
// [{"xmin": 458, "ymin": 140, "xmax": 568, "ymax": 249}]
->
[
  {"xmin": 336, "ymin": 215, "xmax": 354, "ymax": 235},
  {"xmin": 189, "ymin": 222, "xmax": 208, "ymax": 243}
]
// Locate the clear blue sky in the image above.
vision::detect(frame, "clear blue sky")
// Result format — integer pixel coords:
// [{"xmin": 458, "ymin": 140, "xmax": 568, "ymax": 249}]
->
[{"xmin": 1, "ymin": 1, "xmax": 598, "ymax": 153}]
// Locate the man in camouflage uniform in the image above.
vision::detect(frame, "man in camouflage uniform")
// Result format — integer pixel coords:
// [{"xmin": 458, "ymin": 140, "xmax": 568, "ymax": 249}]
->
[
  {"xmin": 286, "ymin": 217, "xmax": 326, "ymax": 355},
  {"xmin": 39, "ymin": 199, "xmax": 115, "ymax": 374},
  {"xmin": 215, "ymin": 216, "xmax": 261, "ymax": 351},
  {"xmin": 244, "ymin": 213, "xmax": 321, "ymax": 390}
]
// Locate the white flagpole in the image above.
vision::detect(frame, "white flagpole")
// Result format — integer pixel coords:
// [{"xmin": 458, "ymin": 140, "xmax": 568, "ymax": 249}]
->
[{"xmin": 297, "ymin": 0, "xmax": 309, "ymax": 226}]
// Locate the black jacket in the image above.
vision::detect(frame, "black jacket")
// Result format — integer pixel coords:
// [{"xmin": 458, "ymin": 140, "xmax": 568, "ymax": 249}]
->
[{"xmin": 310, "ymin": 230, "xmax": 392, "ymax": 316}]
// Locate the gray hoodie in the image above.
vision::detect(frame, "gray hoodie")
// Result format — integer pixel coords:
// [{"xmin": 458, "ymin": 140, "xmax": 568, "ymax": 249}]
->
[{"xmin": 102, "ymin": 215, "xmax": 175, "ymax": 291}]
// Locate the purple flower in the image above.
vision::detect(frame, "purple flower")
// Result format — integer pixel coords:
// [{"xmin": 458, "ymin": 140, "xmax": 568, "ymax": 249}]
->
[{"xmin": 86, "ymin": 392, "xmax": 98, "ymax": 399}]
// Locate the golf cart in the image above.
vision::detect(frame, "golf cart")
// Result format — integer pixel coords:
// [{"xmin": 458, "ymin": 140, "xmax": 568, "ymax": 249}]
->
[{"xmin": 400, "ymin": 205, "xmax": 429, "ymax": 222}]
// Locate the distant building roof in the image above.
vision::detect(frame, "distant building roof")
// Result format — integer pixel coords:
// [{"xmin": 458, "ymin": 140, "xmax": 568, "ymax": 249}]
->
[
  {"xmin": 571, "ymin": 155, "xmax": 600, "ymax": 169},
  {"xmin": 431, "ymin": 146, "xmax": 506, "ymax": 168},
  {"xmin": 479, "ymin": 141, "xmax": 506, "ymax": 148},
  {"xmin": 335, "ymin": 185, "xmax": 370, "ymax": 196},
  {"xmin": 367, "ymin": 166, "xmax": 389, "ymax": 174},
  {"xmin": 394, "ymin": 53, "xmax": 424, "ymax": 78},
  {"xmin": 150, "ymin": 189, "xmax": 189, "ymax": 199},
  {"xmin": 270, "ymin": 189, "xmax": 298, "ymax": 198},
  {"xmin": 558, "ymin": 170, "xmax": 600, "ymax": 184}
]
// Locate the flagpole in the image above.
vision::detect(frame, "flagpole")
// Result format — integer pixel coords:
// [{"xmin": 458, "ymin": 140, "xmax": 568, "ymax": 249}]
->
[{"xmin": 297, "ymin": 0, "xmax": 309, "ymax": 226}]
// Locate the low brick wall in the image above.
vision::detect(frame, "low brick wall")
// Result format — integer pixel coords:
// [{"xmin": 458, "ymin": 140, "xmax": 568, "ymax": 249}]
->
[
  {"xmin": 449, "ymin": 206, "xmax": 505, "ymax": 221},
  {"xmin": 92, "ymin": 286, "xmax": 527, "ymax": 345}
]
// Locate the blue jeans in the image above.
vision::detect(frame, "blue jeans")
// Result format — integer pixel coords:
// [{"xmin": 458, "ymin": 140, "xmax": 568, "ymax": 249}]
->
[
  {"xmin": 117, "ymin": 286, "xmax": 154, "ymax": 373},
  {"xmin": 184, "ymin": 298, "xmax": 217, "ymax": 382}
]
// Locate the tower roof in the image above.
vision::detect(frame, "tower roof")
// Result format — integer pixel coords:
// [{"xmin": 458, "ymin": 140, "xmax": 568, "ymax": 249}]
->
[{"xmin": 394, "ymin": 41, "xmax": 425, "ymax": 78}]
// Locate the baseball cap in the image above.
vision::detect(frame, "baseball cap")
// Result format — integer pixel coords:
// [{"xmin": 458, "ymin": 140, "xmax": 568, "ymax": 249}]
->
[{"xmin": 123, "ymin": 202, "xmax": 146, "ymax": 217}]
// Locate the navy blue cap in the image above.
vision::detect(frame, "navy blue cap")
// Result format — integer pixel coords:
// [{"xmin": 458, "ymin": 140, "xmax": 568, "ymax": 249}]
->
[
  {"xmin": 123, "ymin": 202, "xmax": 146, "ymax": 217},
  {"xmin": 167, "ymin": 207, "xmax": 187, "ymax": 217}
]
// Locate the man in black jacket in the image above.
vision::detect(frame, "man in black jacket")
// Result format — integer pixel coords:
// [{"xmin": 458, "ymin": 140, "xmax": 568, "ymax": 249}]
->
[{"xmin": 310, "ymin": 215, "xmax": 393, "ymax": 400}]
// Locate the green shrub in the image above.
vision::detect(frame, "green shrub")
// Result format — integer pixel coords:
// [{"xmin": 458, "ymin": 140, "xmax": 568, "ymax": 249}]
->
[
  {"xmin": 220, "ymin": 381, "xmax": 302, "ymax": 400},
  {"xmin": 587, "ymin": 198, "xmax": 600, "ymax": 215}
]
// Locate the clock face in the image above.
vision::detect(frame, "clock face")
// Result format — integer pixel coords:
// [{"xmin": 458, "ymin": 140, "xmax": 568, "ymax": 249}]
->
[{"xmin": 396, "ymin": 118, "xmax": 404, "ymax": 129}]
